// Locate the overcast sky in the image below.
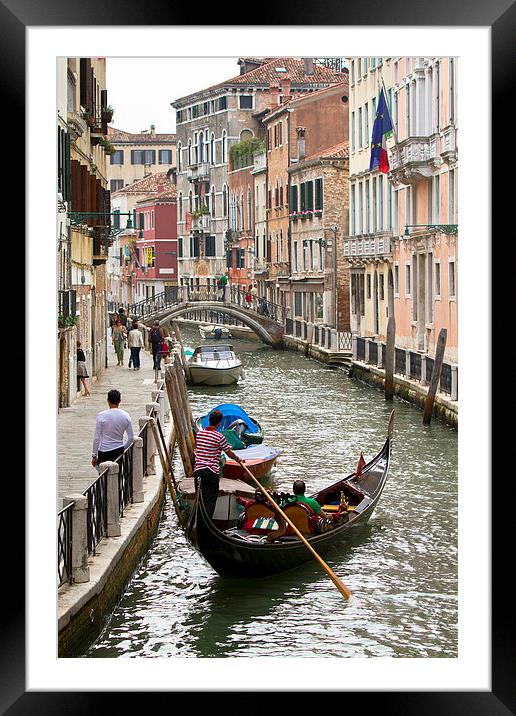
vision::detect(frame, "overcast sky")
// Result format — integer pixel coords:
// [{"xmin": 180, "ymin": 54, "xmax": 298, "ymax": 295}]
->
[{"xmin": 106, "ymin": 57, "xmax": 241, "ymax": 135}]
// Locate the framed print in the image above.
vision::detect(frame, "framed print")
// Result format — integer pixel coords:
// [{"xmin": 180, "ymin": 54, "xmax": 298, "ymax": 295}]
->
[{"xmin": 7, "ymin": 0, "xmax": 513, "ymax": 710}]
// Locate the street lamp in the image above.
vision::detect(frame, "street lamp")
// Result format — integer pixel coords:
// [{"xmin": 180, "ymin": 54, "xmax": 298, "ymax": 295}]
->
[{"xmin": 68, "ymin": 211, "xmax": 136, "ymax": 239}]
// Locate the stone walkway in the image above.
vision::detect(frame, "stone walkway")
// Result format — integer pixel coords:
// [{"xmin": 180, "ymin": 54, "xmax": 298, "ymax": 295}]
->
[{"xmin": 57, "ymin": 337, "xmax": 161, "ymax": 510}]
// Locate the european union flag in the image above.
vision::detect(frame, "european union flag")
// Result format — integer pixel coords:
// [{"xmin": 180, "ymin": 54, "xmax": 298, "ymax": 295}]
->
[{"xmin": 369, "ymin": 88, "xmax": 393, "ymax": 173}]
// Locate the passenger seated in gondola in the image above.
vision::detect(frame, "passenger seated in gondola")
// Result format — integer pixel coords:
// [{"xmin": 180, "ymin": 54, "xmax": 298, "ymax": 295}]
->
[
  {"xmin": 236, "ymin": 489, "xmax": 279, "ymax": 534},
  {"xmin": 283, "ymin": 480, "xmax": 330, "ymax": 519}
]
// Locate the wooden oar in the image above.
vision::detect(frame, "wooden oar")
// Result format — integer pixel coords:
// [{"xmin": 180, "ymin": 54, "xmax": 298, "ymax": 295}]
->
[
  {"xmin": 149, "ymin": 418, "xmax": 186, "ymax": 527},
  {"xmin": 237, "ymin": 461, "xmax": 352, "ymax": 601}
]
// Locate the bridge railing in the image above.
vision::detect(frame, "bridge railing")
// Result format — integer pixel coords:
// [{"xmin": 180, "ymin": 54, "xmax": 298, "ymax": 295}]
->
[{"xmin": 124, "ymin": 282, "xmax": 288, "ymax": 326}]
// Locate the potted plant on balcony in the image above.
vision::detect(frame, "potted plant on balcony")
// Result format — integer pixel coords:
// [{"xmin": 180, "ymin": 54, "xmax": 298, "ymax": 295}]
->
[
  {"xmin": 102, "ymin": 105, "xmax": 114, "ymax": 122},
  {"xmin": 192, "ymin": 204, "xmax": 209, "ymax": 227},
  {"xmin": 100, "ymin": 137, "xmax": 116, "ymax": 155}
]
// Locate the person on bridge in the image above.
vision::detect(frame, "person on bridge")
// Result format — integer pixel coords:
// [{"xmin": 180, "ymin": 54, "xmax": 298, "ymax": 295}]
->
[
  {"xmin": 193, "ymin": 409, "xmax": 245, "ymax": 519},
  {"xmin": 91, "ymin": 389, "xmax": 134, "ymax": 470},
  {"xmin": 250, "ymin": 283, "xmax": 258, "ymax": 308},
  {"xmin": 218, "ymin": 272, "xmax": 228, "ymax": 302},
  {"xmin": 150, "ymin": 321, "xmax": 165, "ymax": 371},
  {"xmin": 244, "ymin": 287, "xmax": 252, "ymax": 308}
]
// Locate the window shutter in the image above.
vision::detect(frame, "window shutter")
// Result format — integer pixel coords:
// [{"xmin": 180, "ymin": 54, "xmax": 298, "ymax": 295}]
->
[
  {"xmin": 300, "ymin": 183, "xmax": 306, "ymax": 211},
  {"xmin": 315, "ymin": 178, "xmax": 323, "ymax": 210},
  {"xmin": 307, "ymin": 181, "xmax": 314, "ymax": 210},
  {"xmin": 79, "ymin": 58, "xmax": 91, "ymax": 109}
]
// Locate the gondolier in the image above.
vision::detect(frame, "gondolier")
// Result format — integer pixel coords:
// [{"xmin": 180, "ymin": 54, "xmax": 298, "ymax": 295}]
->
[{"xmin": 194, "ymin": 408, "xmax": 244, "ymax": 518}]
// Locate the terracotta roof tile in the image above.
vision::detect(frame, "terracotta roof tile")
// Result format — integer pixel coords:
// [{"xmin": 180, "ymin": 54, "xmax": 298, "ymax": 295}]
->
[
  {"xmin": 174, "ymin": 58, "xmax": 347, "ymax": 105},
  {"xmin": 108, "ymin": 127, "xmax": 176, "ymax": 143},
  {"xmin": 113, "ymin": 172, "xmax": 173, "ymax": 196},
  {"xmin": 303, "ymin": 141, "xmax": 350, "ymax": 162}
]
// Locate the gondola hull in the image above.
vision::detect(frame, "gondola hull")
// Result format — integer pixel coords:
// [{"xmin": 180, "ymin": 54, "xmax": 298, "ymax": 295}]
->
[{"xmin": 186, "ymin": 434, "xmax": 391, "ymax": 579}]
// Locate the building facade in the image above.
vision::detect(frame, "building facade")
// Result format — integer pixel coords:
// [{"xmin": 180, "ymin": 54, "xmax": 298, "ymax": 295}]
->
[
  {"xmin": 107, "ymin": 126, "xmax": 176, "ymax": 193},
  {"xmin": 346, "ymin": 56, "xmax": 458, "ymax": 362},
  {"xmin": 171, "ymin": 57, "xmax": 345, "ymax": 294},
  {"xmin": 288, "ymin": 142, "xmax": 350, "ymax": 330},
  {"xmin": 57, "ymin": 57, "xmax": 111, "ymax": 407}
]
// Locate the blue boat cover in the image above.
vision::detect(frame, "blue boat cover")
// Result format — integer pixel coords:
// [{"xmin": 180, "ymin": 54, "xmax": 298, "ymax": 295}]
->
[{"xmin": 200, "ymin": 403, "xmax": 260, "ymax": 433}]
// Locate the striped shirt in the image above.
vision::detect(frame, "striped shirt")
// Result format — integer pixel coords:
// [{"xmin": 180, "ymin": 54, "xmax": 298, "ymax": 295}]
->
[{"xmin": 194, "ymin": 427, "xmax": 231, "ymax": 475}]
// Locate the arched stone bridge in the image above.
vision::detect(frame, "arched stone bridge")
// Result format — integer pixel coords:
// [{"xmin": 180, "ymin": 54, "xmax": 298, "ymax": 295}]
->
[{"xmin": 125, "ymin": 285, "xmax": 286, "ymax": 348}]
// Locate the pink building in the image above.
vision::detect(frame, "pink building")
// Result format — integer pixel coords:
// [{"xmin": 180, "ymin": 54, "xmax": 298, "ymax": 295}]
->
[{"xmin": 135, "ymin": 187, "xmax": 178, "ymax": 302}]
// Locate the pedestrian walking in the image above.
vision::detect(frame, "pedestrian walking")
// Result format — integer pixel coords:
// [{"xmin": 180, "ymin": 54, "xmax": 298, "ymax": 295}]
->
[
  {"xmin": 244, "ymin": 286, "xmax": 252, "ymax": 308},
  {"xmin": 193, "ymin": 409, "xmax": 244, "ymax": 519},
  {"xmin": 127, "ymin": 320, "xmax": 144, "ymax": 370},
  {"xmin": 149, "ymin": 320, "xmax": 165, "ymax": 371},
  {"xmin": 118, "ymin": 307, "xmax": 128, "ymax": 329},
  {"xmin": 76, "ymin": 341, "xmax": 90, "ymax": 396},
  {"xmin": 220, "ymin": 272, "xmax": 228, "ymax": 301},
  {"xmin": 112, "ymin": 318, "xmax": 127, "ymax": 366},
  {"xmin": 250, "ymin": 283, "xmax": 258, "ymax": 309},
  {"xmin": 91, "ymin": 389, "xmax": 134, "ymax": 470}
]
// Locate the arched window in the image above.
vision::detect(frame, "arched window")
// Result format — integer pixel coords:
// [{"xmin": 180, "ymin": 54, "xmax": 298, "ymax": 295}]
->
[
  {"xmin": 222, "ymin": 130, "xmax": 227, "ymax": 164},
  {"xmin": 247, "ymin": 186, "xmax": 252, "ymax": 229},
  {"xmin": 177, "ymin": 142, "xmax": 182, "ymax": 172},
  {"xmin": 188, "ymin": 140, "xmax": 192, "ymax": 166},
  {"xmin": 211, "ymin": 186, "xmax": 216, "ymax": 218},
  {"xmin": 199, "ymin": 131, "xmax": 204, "ymax": 162},
  {"xmin": 189, "ymin": 190, "xmax": 193, "ymax": 213},
  {"xmin": 210, "ymin": 133, "xmax": 215, "ymax": 165},
  {"xmin": 222, "ymin": 184, "xmax": 227, "ymax": 217},
  {"xmin": 179, "ymin": 192, "xmax": 183, "ymax": 221},
  {"xmin": 240, "ymin": 193, "xmax": 244, "ymax": 230}
]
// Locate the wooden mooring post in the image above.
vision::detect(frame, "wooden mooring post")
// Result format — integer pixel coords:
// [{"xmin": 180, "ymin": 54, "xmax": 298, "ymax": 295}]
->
[
  {"xmin": 384, "ymin": 316, "xmax": 395, "ymax": 401},
  {"xmin": 164, "ymin": 363, "xmax": 194, "ymax": 477},
  {"xmin": 423, "ymin": 328, "xmax": 447, "ymax": 425},
  {"xmin": 171, "ymin": 320, "xmax": 192, "ymax": 384}
]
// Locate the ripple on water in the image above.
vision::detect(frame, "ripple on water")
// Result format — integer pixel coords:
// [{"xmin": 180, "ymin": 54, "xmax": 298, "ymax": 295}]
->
[{"xmin": 85, "ymin": 326, "xmax": 458, "ymax": 659}]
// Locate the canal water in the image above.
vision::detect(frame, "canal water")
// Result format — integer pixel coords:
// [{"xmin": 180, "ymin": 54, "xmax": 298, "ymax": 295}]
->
[{"xmin": 86, "ymin": 324, "xmax": 458, "ymax": 659}]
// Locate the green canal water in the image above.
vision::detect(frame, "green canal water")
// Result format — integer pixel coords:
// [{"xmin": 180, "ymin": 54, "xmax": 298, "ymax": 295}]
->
[{"xmin": 85, "ymin": 324, "xmax": 458, "ymax": 659}]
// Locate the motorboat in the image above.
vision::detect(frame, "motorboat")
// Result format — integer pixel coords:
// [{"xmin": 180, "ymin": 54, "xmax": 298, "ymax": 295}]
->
[
  {"xmin": 199, "ymin": 324, "xmax": 232, "ymax": 340},
  {"xmin": 187, "ymin": 345, "xmax": 243, "ymax": 386}
]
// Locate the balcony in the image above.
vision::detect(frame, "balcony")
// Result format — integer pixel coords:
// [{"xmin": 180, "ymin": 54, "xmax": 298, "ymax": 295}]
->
[
  {"xmin": 192, "ymin": 213, "xmax": 211, "ymax": 231},
  {"xmin": 186, "ymin": 162, "xmax": 210, "ymax": 182},
  {"xmin": 344, "ymin": 231, "xmax": 393, "ymax": 259},
  {"xmin": 389, "ymin": 135, "xmax": 441, "ymax": 186},
  {"xmin": 440, "ymin": 125, "xmax": 457, "ymax": 165}
]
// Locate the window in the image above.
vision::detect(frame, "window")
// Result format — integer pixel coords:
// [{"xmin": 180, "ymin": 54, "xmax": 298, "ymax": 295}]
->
[
  {"xmin": 131, "ymin": 150, "xmax": 156, "ymax": 165},
  {"xmin": 449, "ymin": 260, "xmax": 456, "ymax": 298},
  {"xmin": 294, "ymin": 292, "xmax": 303, "ymax": 317},
  {"xmin": 433, "ymin": 174, "xmax": 440, "ymax": 223},
  {"xmin": 449, "ymin": 58, "xmax": 455, "ymax": 123},
  {"xmin": 351, "ymin": 185, "xmax": 356, "ymax": 235},
  {"xmin": 177, "ymin": 142, "xmax": 182, "ymax": 171},
  {"xmin": 110, "ymin": 150, "xmax": 124, "ymax": 165},
  {"xmin": 448, "ymin": 168, "xmax": 455, "ymax": 223},
  {"xmin": 358, "ymin": 183, "xmax": 363, "ymax": 234},
  {"xmin": 351, "ymin": 112, "xmax": 355, "ymax": 152},
  {"xmin": 210, "ymin": 134, "xmax": 215, "ymax": 165},
  {"xmin": 110, "ymin": 179, "xmax": 124, "ymax": 192},
  {"xmin": 372, "ymin": 177, "xmax": 377, "ymax": 232},
  {"xmin": 218, "ymin": 96, "xmax": 227, "ymax": 111},
  {"xmin": 159, "ymin": 149, "xmax": 172, "ymax": 164},
  {"xmin": 113, "ymin": 210, "xmax": 120, "ymax": 230},
  {"xmin": 178, "ymin": 193, "xmax": 183, "ymax": 221},
  {"xmin": 151, "ymin": 210, "xmax": 154, "ymax": 229},
  {"xmin": 211, "ymin": 187, "xmax": 216, "ymax": 219},
  {"xmin": 358, "ymin": 107, "xmax": 363, "ymax": 148},
  {"xmin": 351, "ymin": 60, "xmax": 355, "ymax": 84},
  {"xmin": 315, "ymin": 178, "xmax": 323, "ymax": 210},
  {"xmin": 427, "ymin": 252, "xmax": 433, "ymax": 323},
  {"xmin": 366, "ymin": 273, "xmax": 371, "ymax": 299},
  {"xmin": 379, "ymin": 175, "xmax": 384, "ymax": 230},
  {"xmin": 406, "ymin": 264, "xmax": 411, "ymax": 296},
  {"xmin": 222, "ymin": 131, "xmax": 227, "ymax": 163},
  {"xmin": 293, "ymin": 241, "xmax": 298, "ymax": 272},
  {"xmin": 205, "ymin": 235, "xmax": 216, "ymax": 256},
  {"xmin": 291, "ymin": 185, "xmax": 298, "ymax": 212},
  {"xmin": 306, "ymin": 181, "xmax": 314, "ymax": 210},
  {"xmin": 380, "ymin": 273, "xmax": 385, "ymax": 301},
  {"xmin": 394, "ymin": 264, "xmax": 399, "ymax": 294},
  {"xmin": 190, "ymin": 235, "xmax": 200, "ymax": 258},
  {"xmin": 412, "ymin": 256, "xmax": 418, "ymax": 320},
  {"xmin": 435, "ymin": 261, "xmax": 441, "ymax": 296},
  {"xmin": 365, "ymin": 102, "xmax": 369, "ymax": 146},
  {"xmin": 406, "ymin": 83, "xmax": 411, "ymax": 139},
  {"xmin": 222, "ymin": 185, "xmax": 227, "ymax": 216},
  {"xmin": 365, "ymin": 180, "xmax": 370, "ymax": 233}
]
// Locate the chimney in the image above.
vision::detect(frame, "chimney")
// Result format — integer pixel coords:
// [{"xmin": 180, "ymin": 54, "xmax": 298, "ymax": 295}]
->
[
  {"xmin": 304, "ymin": 58, "xmax": 314, "ymax": 76},
  {"xmin": 268, "ymin": 82, "xmax": 281, "ymax": 110},
  {"xmin": 280, "ymin": 75, "xmax": 292, "ymax": 103},
  {"xmin": 296, "ymin": 127, "xmax": 306, "ymax": 161},
  {"xmin": 150, "ymin": 124, "xmax": 156, "ymax": 136}
]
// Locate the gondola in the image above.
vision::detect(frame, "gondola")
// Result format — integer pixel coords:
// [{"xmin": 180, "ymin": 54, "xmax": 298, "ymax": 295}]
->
[{"xmin": 185, "ymin": 412, "xmax": 393, "ymax": 579}]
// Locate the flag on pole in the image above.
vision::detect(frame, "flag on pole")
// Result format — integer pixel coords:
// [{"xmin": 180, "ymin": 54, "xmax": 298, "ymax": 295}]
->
[
  {"xmin": 356, "ymin": 452, "xmax": 366, "ymax": 477},
  {"xmin": 369, "ymin": 88, "xmax": 393, "ymax": 173}
]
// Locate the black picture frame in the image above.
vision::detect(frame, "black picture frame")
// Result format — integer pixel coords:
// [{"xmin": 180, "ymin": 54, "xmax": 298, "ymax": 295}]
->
[{"xmin": 10, "ymin": 0, "xmax": 512, "ymax": 711}]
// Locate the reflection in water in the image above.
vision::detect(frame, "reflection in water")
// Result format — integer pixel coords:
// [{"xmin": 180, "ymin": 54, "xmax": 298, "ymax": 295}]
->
[{"xmin": 86, "ymin": 326, "xmax": 458, "ymax": 659}]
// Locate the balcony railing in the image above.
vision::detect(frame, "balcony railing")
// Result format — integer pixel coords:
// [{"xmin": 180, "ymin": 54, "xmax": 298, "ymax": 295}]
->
[
  {"xmin": 186, "ymin": 162, "xmax": 210, "ymax": 182},
  {"xmin": 344, "ymin": 231, "xmax": 392, "ymax": 258},
  {"xmin": 389, "ymin": 135, "xmax": 440, "ymax": 184}
]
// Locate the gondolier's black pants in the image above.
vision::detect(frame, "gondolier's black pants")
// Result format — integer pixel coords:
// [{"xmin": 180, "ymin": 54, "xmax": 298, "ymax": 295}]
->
[{"xmin": 194, "ymin": 467, "xmax": 219, "ymax": 519}]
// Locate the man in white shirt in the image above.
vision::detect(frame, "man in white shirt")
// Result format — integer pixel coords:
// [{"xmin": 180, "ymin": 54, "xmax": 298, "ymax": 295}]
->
[
  {"xmin": 127, "ymin": 320, "xmax": 144, "ymax": 370},
  {"xmin": 91, "ymin": 389, "xmax": 134, "ymax": 469}
]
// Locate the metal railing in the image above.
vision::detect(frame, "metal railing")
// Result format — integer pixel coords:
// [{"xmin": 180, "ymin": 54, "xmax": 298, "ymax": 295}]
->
[
  {"xmin": 116, "ymin": 445, "xmax": 134, "ymax": 518},
  {"xmin": 228, "ymin": 284, "xmax": 287, "ymax": 324},
  {"xmin": 353, "ymin": 336, "xmax": 457, "ymax": 398},
  {"xmin": 84, "ymin": 469, "xmax": 108, "ymax": 556},
  {"xmin": 57, "ymin": 502, "xmax": 73, "ymax": 587}
]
